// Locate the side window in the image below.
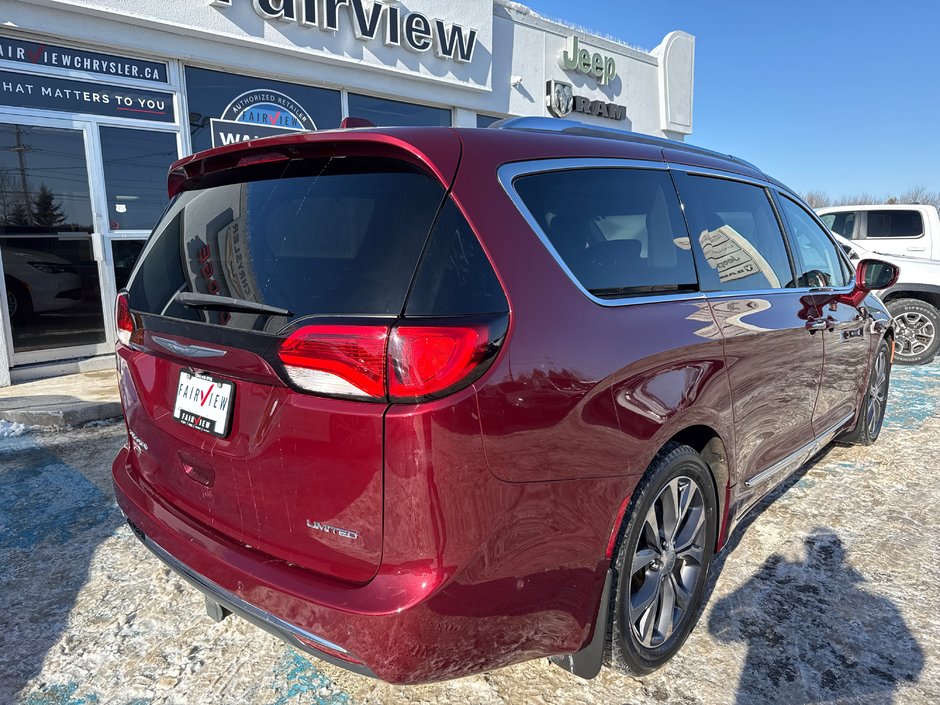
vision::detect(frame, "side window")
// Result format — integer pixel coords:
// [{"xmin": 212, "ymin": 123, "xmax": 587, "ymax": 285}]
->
[
  {"xmin": 512, "ymin": 168, "xmax": 697, "ymax": 297},
  {"xmin": 820, "ymin": 211, "xmax": 857, "ymax": 239},
  {"xmin": 778, "ymin": 197, "xmax": 850, "ymax": 288},
  {"xmin": 865, "ymin": 210, "xmax": 924, "ymax": 239},
  {"xmin": 673, "ymin": 174, "xmax": 794, "ymax": 291}
]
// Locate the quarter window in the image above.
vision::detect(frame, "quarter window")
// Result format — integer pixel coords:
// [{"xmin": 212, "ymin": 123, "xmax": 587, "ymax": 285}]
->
[
  {"xmin": 512, "ymin": 168, "xmax": 698, "ymax": 297},
  {"xmin": 674, "ymin": 175, "xmax": 794, "ymax": 291},
  {"xmin": 778, "ymin": 196, "xmax": 849, "ymax": 288}
]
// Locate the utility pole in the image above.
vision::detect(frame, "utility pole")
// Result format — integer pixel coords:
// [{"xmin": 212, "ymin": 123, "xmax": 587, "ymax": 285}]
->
[{"xmin": 12, "ymin": 125, "xmax": 33, "ymax": 224}]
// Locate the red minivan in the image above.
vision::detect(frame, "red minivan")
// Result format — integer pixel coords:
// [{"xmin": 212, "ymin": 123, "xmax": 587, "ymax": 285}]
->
[{"xmin": 112, "ymin": 118, "xmax": 899, "ymax": 684}]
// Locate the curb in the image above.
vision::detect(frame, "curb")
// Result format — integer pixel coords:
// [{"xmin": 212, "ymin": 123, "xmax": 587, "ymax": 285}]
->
[{"xmin": 0, "ymin": 402, "xmax": 124, "ymax": 428}]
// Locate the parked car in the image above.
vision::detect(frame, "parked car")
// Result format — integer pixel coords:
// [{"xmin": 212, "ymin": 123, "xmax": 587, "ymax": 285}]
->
[
  {"xmin": 817, "ymin": 204, "xmax": 940, "ymax": 260},
  {"xmin": 2, "ymin": 246, "xmax": 83, "ymax": 323},
  {"xmin": 831, "ymin": 232, "xmax": 939, "ymax": 364},
  {"xmin": 112, "ymin": 117, "xmax": 899, "ymax": 685}
]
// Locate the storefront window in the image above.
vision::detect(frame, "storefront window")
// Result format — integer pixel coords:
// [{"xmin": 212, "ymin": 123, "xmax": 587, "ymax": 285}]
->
[
  {"xmin": 476, "ymin": 114, "xmax": 502, "ymax": 128},
  {"xmin": 100, "ymin": 127, "xmax": 178, "ymax": 232},
  {"xmin": 1, "ymin": 124, "xmax": 106, "ymax": 353},
  {"xmin": 348, "ymin": 94, "xmax": 451, "ymax": 127},
  {"xmin": 112, "ymin": 239, "xmax": 146, "ymax": 291},
  {"xmin": 184, "ymin": 67, "xmax": 343, "ymax": 152}
]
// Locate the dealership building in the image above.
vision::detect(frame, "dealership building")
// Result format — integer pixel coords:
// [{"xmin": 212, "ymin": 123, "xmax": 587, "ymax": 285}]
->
[{"xmin": 0, "ymin": 0, "xmax": 694, "ymax": 385}]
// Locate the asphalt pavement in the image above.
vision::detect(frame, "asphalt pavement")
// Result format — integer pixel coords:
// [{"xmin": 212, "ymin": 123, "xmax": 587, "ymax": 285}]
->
[{"xmin": 1, "ymin": 361, "xmax": 938, "ymax": 705}]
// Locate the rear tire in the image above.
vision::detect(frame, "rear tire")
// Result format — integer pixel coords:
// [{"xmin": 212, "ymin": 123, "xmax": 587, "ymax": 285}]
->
[
  {"xmin": 608, "ymin": 443, "xmax": 717, "ymax": 676},
  {"xmin": 886, "ymin": 298, "xmax": 938, "ymax": 365},
  {"xmin": 839, "ymin": 338, "xmax": 891, "ymax": 446}
]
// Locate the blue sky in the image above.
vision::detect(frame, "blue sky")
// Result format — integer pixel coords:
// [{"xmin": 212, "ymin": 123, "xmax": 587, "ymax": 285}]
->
[{"xmin": 525, "ymin": 1, "xmax": 940, "ymax": 199}]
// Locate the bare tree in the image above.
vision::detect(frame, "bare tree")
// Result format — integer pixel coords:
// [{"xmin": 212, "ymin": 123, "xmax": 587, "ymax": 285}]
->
[
  {"xmin": 802, "ymin": 186, "xmax": 940, "ymax": 209},
  {"xmin": 801, "ymin": 190, "xmax": 831, "ymax": 208}
]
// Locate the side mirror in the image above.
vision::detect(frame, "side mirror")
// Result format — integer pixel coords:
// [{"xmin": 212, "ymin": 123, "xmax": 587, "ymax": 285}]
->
[{"xmin": 839, "ymin": 258, "xmax": 900, "ymax": 306}]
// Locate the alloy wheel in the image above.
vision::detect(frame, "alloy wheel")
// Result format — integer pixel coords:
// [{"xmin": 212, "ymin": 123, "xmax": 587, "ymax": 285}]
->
[
  {"xmin": 866, "ymin": 348, "xmax": 889, "ymax": 437},
  {"xmin": 627, "ymin": 476, "xmax": 707, "ymax": 649},
  {"xmin": 893, "ymin": 311, "xmax": 936, "ymax": 358}
]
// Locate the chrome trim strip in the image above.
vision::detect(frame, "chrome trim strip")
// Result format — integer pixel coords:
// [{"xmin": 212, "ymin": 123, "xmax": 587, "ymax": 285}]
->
[
  {"xmin": 497, "ymin": 159, "xmax": 705, "ymax": 309},
  {"xmin": 744, "ymin": 412, "xmax": 855, "ymax": 488},
  {"xmin": 142, "ymin": 533, "xmax": 349, "ymax": 655},
  {"xmin": 703, "ymin": 285, "xmax": 856, "ymax": 301},
  {"xmin": 666, "ymin": 162, "xmax": 773, "ymax": 188},
  {"xmin": 152, "ymin": 336, "xmax": 227, "ymax": 358}
]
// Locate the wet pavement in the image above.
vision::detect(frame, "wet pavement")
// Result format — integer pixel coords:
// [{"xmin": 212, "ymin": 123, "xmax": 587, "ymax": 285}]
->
[{"xmin": 1, "ymin": 361, "xmax": 938, "ymax": 705}]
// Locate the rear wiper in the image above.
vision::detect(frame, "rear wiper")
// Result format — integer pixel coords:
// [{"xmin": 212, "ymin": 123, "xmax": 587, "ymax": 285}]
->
[{"xmin": 175, "ymin": 291, "xmax": 293, "ymax": 317}]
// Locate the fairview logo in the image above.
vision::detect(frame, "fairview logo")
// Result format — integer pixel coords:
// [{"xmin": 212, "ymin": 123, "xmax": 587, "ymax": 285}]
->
[{"xmin": 210, "ymin": 0, "xmax": 478, "ymax": 63}]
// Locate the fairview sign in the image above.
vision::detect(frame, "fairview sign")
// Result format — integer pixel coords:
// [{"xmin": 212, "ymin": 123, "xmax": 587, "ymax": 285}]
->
[{"xmin": 210, "ymin": 0, "xmax": 478, "ymax": 62}]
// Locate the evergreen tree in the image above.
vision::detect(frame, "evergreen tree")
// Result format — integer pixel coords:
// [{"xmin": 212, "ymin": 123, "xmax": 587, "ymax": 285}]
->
[
  {"xmin": 31, "ymin": 184, "xmax": 66, "ymax": 227},
  {"xmin": 8, "ymin": 199, "xmax": 32, "ymax": 226}
]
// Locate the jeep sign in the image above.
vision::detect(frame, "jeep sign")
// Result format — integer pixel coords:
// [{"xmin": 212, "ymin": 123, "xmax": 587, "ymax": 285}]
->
[{"xmin": 558, "ymin": 36, "xmax": 617, "ymax": 85}]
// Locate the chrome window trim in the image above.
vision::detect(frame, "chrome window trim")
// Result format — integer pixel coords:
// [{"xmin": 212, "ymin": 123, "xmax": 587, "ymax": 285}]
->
[
  {"xmin": 665, "ymin": 163, "xmax": 773, "ymax": 189},
  {"xmin": 497, "ymin": 158, "xmax": 705, "ymax": 308},
  {"xmin": 702, "ymin": 285, "xmax": 855, "ymax": 301},
  {"xmin": 498, "ymin": 159, "xmax": 859, "ymax": 307}
]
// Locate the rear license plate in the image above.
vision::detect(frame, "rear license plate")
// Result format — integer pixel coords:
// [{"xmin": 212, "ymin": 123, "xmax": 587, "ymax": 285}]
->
[{"xmin": 173, "ymin": 370, "xmax": 234, "ymax": 437}]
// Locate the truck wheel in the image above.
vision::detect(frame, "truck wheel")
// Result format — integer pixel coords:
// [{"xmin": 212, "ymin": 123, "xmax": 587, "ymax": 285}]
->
[{"xmin": 886, "ymin": 298, "xmax": 939, "ymax": 365}]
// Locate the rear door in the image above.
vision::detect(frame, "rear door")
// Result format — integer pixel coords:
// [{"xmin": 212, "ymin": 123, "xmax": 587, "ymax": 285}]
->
[
  {"xmin": 672, "ymin": 171, "xmax": 824, "ymax": 501},
  {"xmin": 776, "ymin": 194, "xmax": 870, "ymax": 434},
  {"xmin": 119, "ymin": 147, "xmax": 456, "ymax": 583}
]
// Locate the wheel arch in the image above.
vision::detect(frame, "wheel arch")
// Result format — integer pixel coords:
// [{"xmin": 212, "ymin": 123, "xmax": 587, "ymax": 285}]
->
[
  {"xmin": 605, "ymin": 424, "xmax": 732, "ymax": 563},
  {"xmin": 880, "ymin": 285, "xmax": 940, "ymax": 311}
]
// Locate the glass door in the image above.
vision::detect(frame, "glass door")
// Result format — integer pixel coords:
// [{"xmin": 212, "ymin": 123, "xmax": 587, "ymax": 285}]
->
[{"xmin": 0, "ymin": 115, "xmax": 109, "ymax": 365}]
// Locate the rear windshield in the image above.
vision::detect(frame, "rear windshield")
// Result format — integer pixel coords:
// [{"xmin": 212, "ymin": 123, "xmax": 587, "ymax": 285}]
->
[{"xmin": 127, "ymin": 157, "xmax": 446, "ymax": 330}]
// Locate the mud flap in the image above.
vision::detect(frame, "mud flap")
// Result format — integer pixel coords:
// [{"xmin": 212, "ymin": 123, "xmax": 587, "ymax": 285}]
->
[{"xmin": 549, "ymin": 569, "xmax": 612, "ymax": 680}]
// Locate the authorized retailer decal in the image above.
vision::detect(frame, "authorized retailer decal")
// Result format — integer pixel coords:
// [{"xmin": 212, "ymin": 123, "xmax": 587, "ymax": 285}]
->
[{"xmin": 210, "ymin": 89, "xmax": 316, "ymax": 147}]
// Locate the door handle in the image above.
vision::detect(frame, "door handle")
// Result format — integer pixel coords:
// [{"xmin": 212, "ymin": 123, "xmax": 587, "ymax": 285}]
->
[
  {"xmin": 805, "ymin": 318, "xmax": 830, "ymax": 332},
  {"xmin": 906, "ymin": 246, "xmax": 926, "ymax": 252}
]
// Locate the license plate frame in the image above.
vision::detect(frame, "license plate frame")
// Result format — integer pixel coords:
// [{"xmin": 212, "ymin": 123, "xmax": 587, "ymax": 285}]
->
[{"xmin": 172, "ymin": 370, "xmax": 235, "ymax": 438}]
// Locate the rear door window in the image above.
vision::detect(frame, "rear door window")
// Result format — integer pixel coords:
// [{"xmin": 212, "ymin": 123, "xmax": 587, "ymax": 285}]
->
[
  {"xmin": 865, "ymin": 210, "xmax": 924, "ymax": 238},
  {"xmin": 673, "ymin": 174, "xmax": 795, "ymax": 291},
  {"xmin": 128, "ymin": 157, "xmax": 446, "ymax": 330},
  {"xmin": 511, "ymin": 168, "xmax": 698, "ymax": 298}
]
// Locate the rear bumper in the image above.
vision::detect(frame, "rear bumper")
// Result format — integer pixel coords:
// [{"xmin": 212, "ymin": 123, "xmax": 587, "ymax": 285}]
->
[
  {"xmin": 113, "ymin": 442, "xmax": 616, "ymax": 683},
  {"xmin": 129, "ymin": 519, "xmax": 377, "ymax": 678}
]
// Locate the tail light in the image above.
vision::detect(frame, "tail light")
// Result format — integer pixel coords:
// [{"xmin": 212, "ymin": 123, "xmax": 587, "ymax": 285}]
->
[
  {"xmin": 116, "ymin": 292, "xmax": 141, "ymax": 347},
  {"xmin": 388, "ymin": 325, "xmax": 490, "ymax": 399},
  {"xmin": 277, "ymin": 317, "xmax": 506, "ymax": 402},
  {"xmin": 278, "ymin": 325, "xmax": 388, "ymax": 399}
]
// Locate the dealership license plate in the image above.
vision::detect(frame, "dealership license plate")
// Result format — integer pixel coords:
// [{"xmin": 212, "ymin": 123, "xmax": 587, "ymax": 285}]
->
[{"xmin": 173, "ymin": 370, "xmax": 234, "ymax": 437}]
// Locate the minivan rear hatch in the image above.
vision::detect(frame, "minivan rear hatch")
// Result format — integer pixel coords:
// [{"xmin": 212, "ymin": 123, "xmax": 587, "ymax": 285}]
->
[{"xmin": 119, "ymin": 131, "xmax": 461, "ymax": 583}]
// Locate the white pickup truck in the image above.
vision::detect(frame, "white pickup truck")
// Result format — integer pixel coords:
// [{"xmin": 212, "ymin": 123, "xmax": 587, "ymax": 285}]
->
[
  {"xmin": 832, "ymin": 233, "xmax": 939, "ymax": 365},
  {"xmin": 817, "ymin": 204, "xmax": 940, "ymax": 260}
]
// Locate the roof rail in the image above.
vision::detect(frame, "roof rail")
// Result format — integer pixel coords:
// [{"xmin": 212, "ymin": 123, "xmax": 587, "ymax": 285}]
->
[{"xmin": 488, "ymin": 116, "xmax": 766, "ymax": 179}]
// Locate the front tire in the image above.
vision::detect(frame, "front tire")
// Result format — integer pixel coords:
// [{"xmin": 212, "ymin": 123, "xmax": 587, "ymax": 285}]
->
[
  {"xmin": 886, "ymin": 298, "xmax": 938, "ymax": 365},
  {"xmin": 839, "ymin": 338, "xmax": 891, "ymax": 446},
  {"xmin": 608, "ymin": 443, "xmax": 717, "ymax": 675},
  {"xmin": 5, "ymin": 278, "xmax": 32, "ymax": 325}
]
